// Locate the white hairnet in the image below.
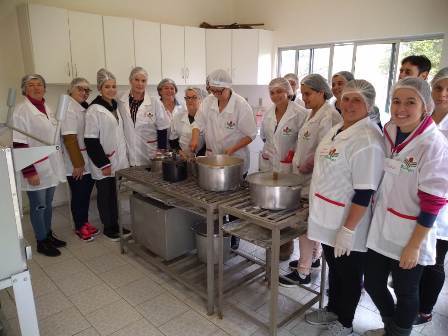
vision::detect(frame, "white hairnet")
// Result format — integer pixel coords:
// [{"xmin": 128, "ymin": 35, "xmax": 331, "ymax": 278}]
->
[
  {"xmin": 342, "ymin": 79, "xmax": 376, "ymax": 112},
  {"xmin": 333, "ymin": 71, "xmax": 354, "ymax": 82},
  {"xmin": 301, "ymin": 74, "xmax": 333, "ymax": 100},
  {"xmin": 269, "ymin": 77, "xmax": 293, "ymax": 96},
  {"xmin": 21, "ymin": 74, "xmax": 46, "ymax": 95},
  {"xmin": 97, "ymin": 68, "xmax": 116, "ymax": 90},
  {"xmin": 284, "ymin": 73, "xmax": 299, "ymax": 84},
  {"xmin": 431, "ymin": 67, "xmax": 448, "ymax": 88},
  {"xmin": 129, "ymin": 66, "xmax": 149, "ymax": 81},
  {"xmin": 392, "ymin": 77, "xmax": 435, "ymax": 114},
  {"xmin": 207, "ymin": 69, "xmax": 232, "ymax": 88},
  {"xmin": 68, "ymin": 77, "xmax": 90, "ymax": 95},
  {"xmin": 157, "ymin": 78, "xmax": 178, "ymax": 95},
  {"xmin": 185, "ymin": 86, "xmax": 207, "ymax": 100}
]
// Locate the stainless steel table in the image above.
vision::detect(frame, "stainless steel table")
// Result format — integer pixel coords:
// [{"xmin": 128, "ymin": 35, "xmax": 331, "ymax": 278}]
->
[{"xmin": 115, "ymin": 166, "xmax": 248, "ymax": 315}]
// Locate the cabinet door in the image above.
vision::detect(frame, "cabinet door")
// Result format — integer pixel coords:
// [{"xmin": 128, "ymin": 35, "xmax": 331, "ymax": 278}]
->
[
  {"xmin": 28, "ymin": 4, "xmax": 71, "ymax": 83},
  {"xmin": 206, "ymin": 29, "xmax": 232, "ymax": 77},
  {"xmin": 134, "ymin": 20, "xmax": 162, "ymax": 85},
  {"xmin": 231, "ymin": 30, "xmax": 259, "ymax": 85},
  {"xmin": 103, "ymin": 16, "xmax": 135, "ymax": 85},
  {"xmin": 257, "ymin": 30, "xmax": 273, "ymax": 85},
  {"xmin": 69, "ymin": 11, "xmax": 105, "ymax": 83},
  {"xmin": 161, "ymin": 24, "xmax": 185, "ymax": 84},
  {"xmin": 184, "ymin": 27, "xmax": 206, "ymax": 85}
]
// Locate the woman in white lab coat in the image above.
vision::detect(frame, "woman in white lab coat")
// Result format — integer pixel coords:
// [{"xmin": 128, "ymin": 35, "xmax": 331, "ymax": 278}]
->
[
  {"xmin": 118, "ymin": 67, "xmax": 170, "ymax": 166},
  {"xmin": 331, "ymin": 71, "xmax": 354, "ymax": 114},
  {"xmin": 157, "ymin": 78, "xmax": 184, "ymax": 127},
  {"xmin": 169, "ymin": 87, "xmax": 206, "ymax": 156},
  {"xmin": 61, "ymin": 78, "xmax": 99, "ymax": 242},
  {"xmin": 364, "ymin": 78, "xmax": 448, "ymax": 336},
  {"xmin": 301, "ymin": 80, "xmax": 385, "ymax": 336},
  {"xmin": 284, "ymin": 74, "xmax": 342, "ymax": 281},
  {"xmin": 259, "ymin": 77, "xmax": 307, "ymax": 173},
  {"xmin": 190, "ymin": 69, "xmax": 257, "ymax": 175},
  {"xmin": 284, "ymin": 73, "xmax": 305, "ymax": 107},
  {"xmin": 12, "ymin": 74, "xmax": 67, "ymax": 257},
  {"xmin": 415, "ymin": 67, "xmax": 448, "ymax": 326},
  {"xmin": 85, "ymin": 69, "xmax": 129, "ymax": 241}
]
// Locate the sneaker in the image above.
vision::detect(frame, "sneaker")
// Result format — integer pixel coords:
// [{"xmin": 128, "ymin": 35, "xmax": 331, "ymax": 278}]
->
[
  {"xmin": 104, "ymin": 231, "xmax": 120, "ymax": 242},
  {"xmin": 321, "ymin": 321, "xmax": 353, "ymax": 336},
  {"xmin": 47, "ymin": 231, "xmax": 67, "ymax": 248},
  {"xmin": 305, "ymin": 307, "xmax": 338, "ymax": 325},
  {"xmin": 279, "ymin": 270, "xmax": 311, "ymax": 287},
  {"xmin": 362, "ymin": 329, "xmax": 385, "ymax": 336},
  {"xmin": 37, "ymin": 239, "xmax": 61, "ymax": 257},
  {"xmin": 75, "ymin": 225, "xmax": 95, "ymax": 242},
  {"xmin": 413, "ymin": 313, "xmax": 432, "ymax": 326},
  {"xmin": 288, "ymin": 258, "xmax": 321, "ymax": 271},
  {"xmin": 312, "ymin": 258, "xmax": 321, "ymax": 268},
  {"xmin": 84, "ymin": 222, "xmax": 100, "ymax": 236}
]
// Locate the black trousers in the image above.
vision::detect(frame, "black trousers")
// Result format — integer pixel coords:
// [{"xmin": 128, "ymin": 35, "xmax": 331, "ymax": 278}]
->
[
  {"xmin": 322, "ymin": 244, "xmax": 365, "ymax": 328},
  {"xmin": 364, "ymin": 249, "xmax": 423, "ymax": 333},
  {"xmin": 95, "ymin": 176, "xmax": 119, "ymax": 235},
  {"xmin": 67, "ymin": 174, "xmax": 95, "ymax": 230},
  {"xmin": 419, "ymin": 239, "xmax": 448, "ymax": 314}
]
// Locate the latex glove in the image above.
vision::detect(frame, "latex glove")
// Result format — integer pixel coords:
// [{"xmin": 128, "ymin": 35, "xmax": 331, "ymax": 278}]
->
[
  {"xmin": 399, "ymin": 244, "xmax": 420, "ymax": 269},
  {"xmin": 334, "ymin": 226, "xmax": 354, "ymax": 258}
]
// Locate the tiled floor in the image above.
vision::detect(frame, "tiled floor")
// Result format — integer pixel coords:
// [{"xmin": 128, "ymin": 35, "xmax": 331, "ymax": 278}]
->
[{"xmin": 1, "ymin": 195, "xmax": 447, "ymax": 336}]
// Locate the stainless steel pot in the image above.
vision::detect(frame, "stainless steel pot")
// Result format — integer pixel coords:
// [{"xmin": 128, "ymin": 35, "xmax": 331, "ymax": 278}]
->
[
  {"xmin": 196, "ymin": 155, "xmax": 243, "ymax": 191},
  {"xmin": 162, "ymin": 157, "xmax": 187, "ymax": 182},
  {"xmin": 150, "ymin": 152, "xmax": 173, "ymax": 173},
  {"xmin": 246, "ymin": 172, "xmax": 302, "ymax": 210}
]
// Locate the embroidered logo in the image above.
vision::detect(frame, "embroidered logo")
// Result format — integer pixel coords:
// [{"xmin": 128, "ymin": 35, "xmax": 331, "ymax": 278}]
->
[
  {"xmin": 282, "ymin": 126, "xmax": 293, "ymax": 135},
  {"xmin": 146, "ymin": 111, "xmax": 153, "ymax": 118},
  {"xmin": 226, "ymin": 120, "xmax": 236, "ymax": 129},
  {"xmin": 324, "ymin": 148, "xmax": 339, "ymax": 161},
  {"xmin": 401, "ymin": 157, "xmax": 417, "ymax": 172},
  {"xmin": 302, "ymin": 130, "xmax": 311, "ymax": 140}
]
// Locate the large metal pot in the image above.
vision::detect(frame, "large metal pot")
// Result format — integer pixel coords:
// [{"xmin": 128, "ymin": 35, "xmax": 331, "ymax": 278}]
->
[
  {"xmin": 246, "ymin": 171, "xmax": 302, "ymax": 210},
  {"xmin": 196, "ymin": 155, "xmax": 243, "ymax": 191},
  {"xmin": 162, "ymin": 156, "xmax": 187, "ymax": 182}
]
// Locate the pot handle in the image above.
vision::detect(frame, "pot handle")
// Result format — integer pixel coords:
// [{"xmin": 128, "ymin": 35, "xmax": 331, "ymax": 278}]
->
[{"xmin": 290, "ymin": 186, "xmax": 301, "ymax": 191}]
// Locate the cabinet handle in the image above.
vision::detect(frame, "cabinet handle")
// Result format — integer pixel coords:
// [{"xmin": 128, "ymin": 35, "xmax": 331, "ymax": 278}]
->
[
  {"xmin": 67, "ymin": 62, "xmax": 71, "ymax": 77},
  {"xmin": 186, "ymin": 67, "xmax": 190, "ymax": 79},
  {"xmin": 181, "ymin": 68, "xmax": 184, "ymax": 79},
  {"xmin": 74, "ymin": 64, "xmax": 78, "ymax": 77}
]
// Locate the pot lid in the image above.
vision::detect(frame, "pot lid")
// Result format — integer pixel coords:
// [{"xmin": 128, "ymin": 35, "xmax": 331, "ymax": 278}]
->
[
  {"xmin": 196, "ymin": 154, "xmax": 243, "ymax": 167},
  {"xmin": 246, "ymin": 172, "xmax": 302, "ymax": 187}
]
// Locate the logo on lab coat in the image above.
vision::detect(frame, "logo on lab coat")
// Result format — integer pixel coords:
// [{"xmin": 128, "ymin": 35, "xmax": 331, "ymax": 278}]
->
[
  {"xmin": 282, "ymin": 126, "xmax": 293, "ymax": 135},
  {"xmin": 226, "ymin": 120, "xmax": 236, "ymax": 129},
  {"xmin": 401, "ymin": 157, "xmax": 417, "ymax": 172},
  {"xmin": 302, "ymin": 130, "xmax": 311, "ymax": 140},
  {"xmin": 324, "ymin": 148, "xmax": 339, "ymax": 161},
  {"xmin": 146, "ymin": 111, "xmax": 153, "ymax": 118}
]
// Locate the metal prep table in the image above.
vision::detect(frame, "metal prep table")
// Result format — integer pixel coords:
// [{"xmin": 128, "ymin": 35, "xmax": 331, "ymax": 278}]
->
[
  {"xmin": 217, "ymin": 195, "xmax": 327, "ymax": 336},
  {"xmin": 115, "ymin": 166, "xmax": 248, "ymax": 315}
]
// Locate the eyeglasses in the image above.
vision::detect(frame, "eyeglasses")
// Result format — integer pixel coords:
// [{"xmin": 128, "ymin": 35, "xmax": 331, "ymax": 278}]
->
[
  {"xmin": 184, "ymin": 96, "xmax": 198, "ymax": 101},
  {"xmin": 26, "ymin": 83, "xmax": 44, "ymax": 88},
  {"xmin": 209, "ymin": 87, "xmax": 226, "ymax": 95},
  {"xmin": 77, "ymin": 86, "xmax": 91, "ymax": 94}
]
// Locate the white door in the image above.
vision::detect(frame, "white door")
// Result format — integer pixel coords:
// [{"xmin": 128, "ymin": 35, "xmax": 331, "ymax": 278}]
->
[
  {"xmin": 68, "ymin": 11, "xmax": 105, "ymax": 83},
  {"xmin": 206, "ymin": 29, "xmax": 232, "ymax": 77},
  {"xmin": 184, "ymin": 27, "xmax": 206, "ymax": 85},
  {"xmin": 134, "ymin": 20, "xmax": 162, "ymax": 85},
  {"xmin": 28, "ymin": 4, "xmax": 72, "ymax": 83},
  {"xmin": 231, "ymin": 30, "xmax": 259, "ymax": 84},
  {"xmin": 103, "ymin": 16, "xmax": 135, "ymax": 85},
  {"xmin": 161, "ymin": 24, "xmax": 185, "ymax": 84}
]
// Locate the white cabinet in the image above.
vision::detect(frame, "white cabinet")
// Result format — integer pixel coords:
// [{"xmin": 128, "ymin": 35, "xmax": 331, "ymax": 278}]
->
[
  {"xmin": 184, "ymin": 27, "xmax": 206, "ymax": 85},
  {"xmin": 134, "ymin": 20, "xmax": 162, "ymax": 85},
  {"xmin": 68, "ymin": 11, "xmax": 105, "ymax": 83},
  {"xmin": 103, "ymin": 16, "xmax": 135, "ymax": 85},
  {"xmin": 206, "ymin": 29, "xmax": 232, "ymax": 76}
]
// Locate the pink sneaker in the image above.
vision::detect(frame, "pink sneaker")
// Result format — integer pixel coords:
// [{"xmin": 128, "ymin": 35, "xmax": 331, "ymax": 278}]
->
[
  {"xmin": 75, "ymin": 225, "xmax": 94, "ymax": 242},
  {"xmin": 84, "ymin": 222, "xmax": 100, "ymax": 236}
]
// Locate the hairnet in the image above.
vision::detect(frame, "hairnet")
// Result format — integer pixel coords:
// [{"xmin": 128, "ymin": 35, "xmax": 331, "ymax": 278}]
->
[
  {"xmin": 333, "ymin": 71, "xmax": 354, "ymax": 82},
  {"xmin": 68, "ymin": 77, "xmax": 90, "ymax": 95},
  {"xmin": 284, "ymin": 73, "xmax": 299, "ymax": 84},
  {"xmin": 269, "ymin": 77, "xmax": 293, "ymax": 96},
  {"xmin": 207, "ymin": 69, "xmax": 232, "ymax": 88},
  {"xmin": 129, "ymin": 66, "xmax": 148, "ymax": 81},
  {"xmin": 185, "ymin": 86, "xmax": 207, "ymax": 100},
  {"xmin": 301, "ymin": 74, "xmax": 333, "ymax": 100},
  {"xmin": 431, "ymin": 67, "xmax": 448, "ymax": 88},
  {"xmin": 342, "ymin": 79, "xmax": 376, "ymax": 112},
  {"xmin": 157, "ymin": 78, "xmax": 178, "ymax": 95},
  {"xmin": 391, "ymin": 77, "xmax": 435, "ymax": 114},
  {"xmin": 21, "ymin": 74, "xmax": 46, "ymax": 95},
  {"xmin": 97, "ymin": 68, "xmax": 116, "ymax": 90}
]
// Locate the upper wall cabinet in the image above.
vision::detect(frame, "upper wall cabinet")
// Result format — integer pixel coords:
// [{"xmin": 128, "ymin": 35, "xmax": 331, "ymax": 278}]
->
[
  {"xmin": 103, "ymin": 16, "xmax": 135, "ymax": 85},
  {"xmin": 184, "ymin": 27, "xmax": 206, "ymax": 85},
  {"xmin": 68, "ymin": 11, "xmax": 105, "ymax": 83},
  {"xmin": 134, "ymin": 20, "xmax": 162, "ymax": 85},
  {"xmin": 206, "ymin": 29, "xmax": 232, "ymax": 76}
]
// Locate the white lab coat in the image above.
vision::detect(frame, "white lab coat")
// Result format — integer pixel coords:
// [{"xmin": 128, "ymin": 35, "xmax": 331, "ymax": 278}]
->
[
  {"xmin": 12, "ymin": 97, "xmax": 66, "ymax": 191},
  {"xmin": 292, "ymin": 102, "xmax": 342, "ymax": 194},
  {"xmin": 60, "ymin": 96, "xmax": 91, "ymax": 176},
  {"xmin": 161, "ymin": 101, "xmax": 184, "ymax": 142},
  {"xmin": 118, "ymin": 91, "xmax": 170, "ymax": 166},
  {"xmin": 293, "ymin": 92, "xmax": 305, "ymax": 107},
  {"xmin": 259, "ymin": 101, "xmax": 307, "ymax": 173},
  {"xmin": 193, "ymin": 92, "xmax": 257, "ymax": 174},
  {"xmin": 366, "ymin": 120, "xmax": 448, "ymax": 265},
  {"xmin": 436, "ymin": 114, "xmax": 448, "ymax": 240},
  {"xmin": 84, "ymin": 102, "xmax": 129, "ymax": 180},
  {"xmin": 308, "ymin": 117, "xmax": 385, "ymax": 251},
  {"xmin": 169, "ymin": 108, "xmax": 204, "ymax": 154}
]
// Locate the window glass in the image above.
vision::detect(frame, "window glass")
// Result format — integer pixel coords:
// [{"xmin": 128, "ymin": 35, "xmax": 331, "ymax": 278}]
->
[
  {"xmin": 279, "ymin": 49, "xmax": 296, "ymax": 77},
  {"xmin": 298, "ymin": 49, "xmax": 311, "ymax": 80},
  {"xmin": 332, "ymin": 44, "xmax": 354, "ymax": 75},
  {"xmin": 312, "ymin": 47, "xmax": 330, "ymax": 79}
]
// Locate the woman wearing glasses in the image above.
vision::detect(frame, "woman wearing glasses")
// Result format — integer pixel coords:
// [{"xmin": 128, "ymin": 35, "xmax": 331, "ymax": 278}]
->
[{"xmin": 61, "ymin": 78, "xmax": 99, "ymax": 242}]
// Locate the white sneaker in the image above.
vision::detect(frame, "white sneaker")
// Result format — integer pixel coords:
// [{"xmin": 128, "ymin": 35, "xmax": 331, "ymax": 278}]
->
[
  {"xmin": 321, "ymin": 321, "xmax": 353, "ymax": 336},
  {"xmin": 362, "ymin": 328, "xmax": 385, "ymax": 336},
  {"xmin": 306, "ymin": 307, "xmax": 338, "ymax": 325}
]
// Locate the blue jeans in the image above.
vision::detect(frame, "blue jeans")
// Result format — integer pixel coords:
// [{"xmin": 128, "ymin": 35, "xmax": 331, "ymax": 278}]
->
[{"xmin": 26, "ymin": 187, "xmax": 56, "ymax": 241}]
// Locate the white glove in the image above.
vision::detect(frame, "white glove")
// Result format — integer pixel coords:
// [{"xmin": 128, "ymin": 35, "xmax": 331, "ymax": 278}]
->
[{"xmin": 334, "ymin": 226, "xmax": 354, "ymax": 258}]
